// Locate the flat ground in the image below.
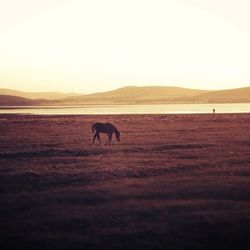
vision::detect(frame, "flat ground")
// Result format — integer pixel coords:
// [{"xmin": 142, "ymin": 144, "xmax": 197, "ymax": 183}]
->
[{"xmin": 0, "ymin": 114, "xmax": 250, "ymax": 250}]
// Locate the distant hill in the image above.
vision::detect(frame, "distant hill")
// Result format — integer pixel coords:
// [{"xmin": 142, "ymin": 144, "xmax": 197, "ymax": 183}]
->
[
  {"xmin": 191, "ymin": 87, "xmax": 250, "ymax": 103},
  {"xmin": 0, "ymin": 88, "xmax": 81, "ymax": 100},
  {"xmin": 0, "ymin": 95, "xmax": 40, "ymax": 106},
  {"xmin": 1, "ymin": 86, "xmax": 250, "ymax": 106},
  {"xmin": 58, "ymin": 86, "xmax": 210, "ymax": 104}
]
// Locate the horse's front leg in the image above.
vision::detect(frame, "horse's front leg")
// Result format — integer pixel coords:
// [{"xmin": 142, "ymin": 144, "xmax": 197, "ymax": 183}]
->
[
  {"xmin": 109, "ymin": 133, "xmax": 113, "ymax": 145},
  {"xmin": 97, "ymin": 133, "xmax": 103, "ymax": 146},
  {"xmin": 106, "ymin": 133, "xmax": 113, "ymax": 146}
]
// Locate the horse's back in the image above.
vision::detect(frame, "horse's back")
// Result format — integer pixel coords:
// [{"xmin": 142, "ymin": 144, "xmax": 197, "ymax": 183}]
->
[{"xmin": 93, "ymin": 122, "xmax": 116, "ymax": 133}]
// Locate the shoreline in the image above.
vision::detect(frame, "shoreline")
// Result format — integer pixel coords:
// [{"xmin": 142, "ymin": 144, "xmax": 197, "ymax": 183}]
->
[{"xmin": 0, "ymin": 103, "xmax": 250, "ymax": 115}]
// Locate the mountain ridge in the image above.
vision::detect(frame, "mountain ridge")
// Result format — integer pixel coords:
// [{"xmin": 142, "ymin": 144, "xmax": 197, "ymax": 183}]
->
[
  {"xmin": 0, "ymin": 88, "xmax": 81, "ymax": 100},
  {"xmin": 0, "ymin": 86, "xmax": 250, "ymax": 106},
  {"xmin": 60, "ymin": 86, "xmax": 210, "ymax": 104}
]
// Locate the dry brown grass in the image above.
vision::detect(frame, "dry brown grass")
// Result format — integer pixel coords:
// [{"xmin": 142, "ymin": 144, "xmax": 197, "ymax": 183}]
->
[{"xmin": 0, "ymin": 114, "xmax": 250, "ymax": 250}]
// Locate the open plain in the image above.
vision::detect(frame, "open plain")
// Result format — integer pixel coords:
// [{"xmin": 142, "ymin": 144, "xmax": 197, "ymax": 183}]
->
[{"xmin": 0, "ymin": 114, "xmax": 250, "ymax": 250}]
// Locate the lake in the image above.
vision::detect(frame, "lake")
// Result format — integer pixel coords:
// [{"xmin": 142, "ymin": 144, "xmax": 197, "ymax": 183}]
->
[{"xmin": 0, "ymin": 103, "xmax": 250, "ymax": 115}]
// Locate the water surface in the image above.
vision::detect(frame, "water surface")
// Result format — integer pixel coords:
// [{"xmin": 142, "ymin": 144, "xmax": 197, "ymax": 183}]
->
[{"xmin": 0, "ymin": 104, "xmax": 250, "ymax": 115}]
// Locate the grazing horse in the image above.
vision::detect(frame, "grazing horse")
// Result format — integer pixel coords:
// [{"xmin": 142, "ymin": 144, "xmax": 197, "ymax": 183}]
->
[{"xmin": 92, "ymin": 122, "xmax": 120, "ymax": 146}]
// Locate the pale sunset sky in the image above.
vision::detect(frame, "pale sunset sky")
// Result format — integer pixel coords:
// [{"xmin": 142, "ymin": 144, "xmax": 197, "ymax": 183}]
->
[{"xmin": 0, "ymin": 0, "xmax": 250, "ymax": 93}]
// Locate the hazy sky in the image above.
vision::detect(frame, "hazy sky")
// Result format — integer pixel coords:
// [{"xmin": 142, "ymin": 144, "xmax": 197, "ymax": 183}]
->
[{"xmin": 0, "ymin": 0, "xmax": 250, "ymax": 93}]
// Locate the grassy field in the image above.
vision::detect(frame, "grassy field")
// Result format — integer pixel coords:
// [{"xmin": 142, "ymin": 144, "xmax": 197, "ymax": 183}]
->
[{"xmin": 0, "ymin": 114, "xmax": 250, "ymax": 250}]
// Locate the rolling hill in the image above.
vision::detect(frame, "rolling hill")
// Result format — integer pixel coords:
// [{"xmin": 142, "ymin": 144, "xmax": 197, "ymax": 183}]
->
[
  {"xmin": 191, "ymin": 87, "xmax": 250, "ymax": 103},
  {"xmin": 0, "ymin": 88, "xmax": 81, "ymax": 100},
  {"xmin": 0, "ymin": 86, "xmax": 250, "ymax": 106},
  {"xmin": 0, "ymin": 95, "xmax": 41, "ymax": 106},
  {"xmin": 57, "ymin": 86, "xmax": 210, "ymax": 104}
]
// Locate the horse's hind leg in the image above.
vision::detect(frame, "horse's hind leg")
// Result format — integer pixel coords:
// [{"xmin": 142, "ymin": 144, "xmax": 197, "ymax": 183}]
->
[{"xmin": 92, "ymin": 133, "xmax": 97, "ymax": 145}]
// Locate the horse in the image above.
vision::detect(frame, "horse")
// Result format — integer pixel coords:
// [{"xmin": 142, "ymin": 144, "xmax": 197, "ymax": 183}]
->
[{"xmin": 92, "ymin": 122, "xmax": 120, "ymax": 146}]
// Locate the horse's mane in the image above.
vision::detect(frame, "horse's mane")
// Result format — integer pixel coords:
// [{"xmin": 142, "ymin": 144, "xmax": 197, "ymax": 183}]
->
[{"xmin": 107, "ymin": 123, "xmax": 119, "ymax": 134}]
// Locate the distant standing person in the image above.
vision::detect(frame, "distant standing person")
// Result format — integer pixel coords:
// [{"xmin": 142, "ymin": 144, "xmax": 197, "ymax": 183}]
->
[{"xmin": 213, "ymin": 108, "xmax": 215, "ymax": 114}]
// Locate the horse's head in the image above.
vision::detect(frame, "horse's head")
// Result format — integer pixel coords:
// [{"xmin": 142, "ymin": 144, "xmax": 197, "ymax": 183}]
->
[{"xmin": 115, "ymin": 131, "xmax": 120, "ymax": 142}]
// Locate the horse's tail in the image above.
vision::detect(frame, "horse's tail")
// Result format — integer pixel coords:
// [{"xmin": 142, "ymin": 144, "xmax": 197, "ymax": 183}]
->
[{"xmin": 92, "ymin": 123, "xmax": 96, "ymax": 133}]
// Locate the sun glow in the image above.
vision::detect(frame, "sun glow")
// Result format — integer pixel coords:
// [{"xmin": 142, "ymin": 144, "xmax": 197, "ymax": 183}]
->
[{"xmin": 0, "ymin": 0, "xmax": 250, "ymax": 93}]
